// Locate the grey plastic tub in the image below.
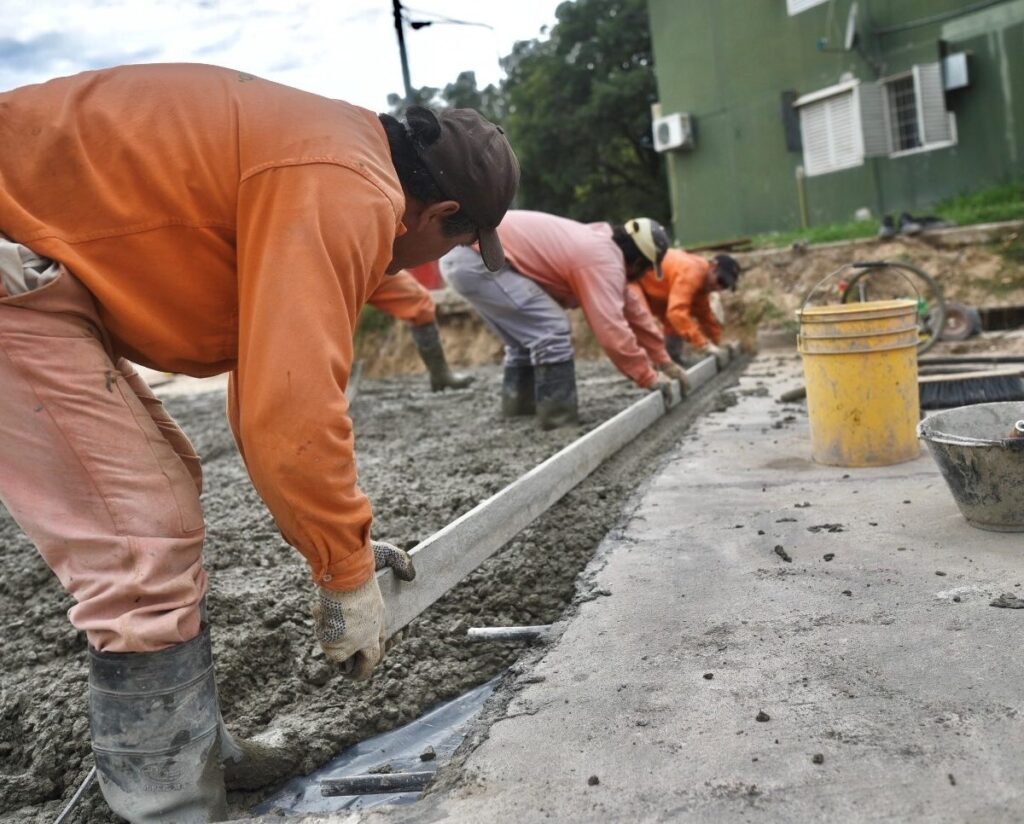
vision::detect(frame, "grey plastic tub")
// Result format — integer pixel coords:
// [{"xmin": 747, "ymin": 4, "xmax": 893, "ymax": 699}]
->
[{"xmin": 918, "ymin": 402, "xmax": 1024, "ymax": 532}]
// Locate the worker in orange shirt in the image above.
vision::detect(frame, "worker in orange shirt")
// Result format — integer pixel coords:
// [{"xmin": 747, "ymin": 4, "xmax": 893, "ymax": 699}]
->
[
  {"xmin": 633, "ymin": 250, "xmax": 741, "ymax": 369},
  {"xmin": 366, "ymin": 270, "xmax": 472, "ymax": 390},
  {"xmin": 0, "ymin": 64, "xmax": 517, "ymax": 822}
]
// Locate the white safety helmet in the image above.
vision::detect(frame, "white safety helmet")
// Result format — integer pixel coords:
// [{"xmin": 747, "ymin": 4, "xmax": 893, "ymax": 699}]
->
[{"xmin": 624, "ymin": 217, "xmax": 671, "ymax": 280}]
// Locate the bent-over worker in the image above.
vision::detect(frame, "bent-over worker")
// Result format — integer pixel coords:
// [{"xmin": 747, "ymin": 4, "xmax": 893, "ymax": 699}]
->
[
  {"xmin": 441, "ymin": 211, "xmax": 688, "ymax": 430},
  {"xmin": 0, "ymin": 64, "xmax": 518, "ymax": 823},
  {"xmin": 633, "ymin": 249, "xmax": 741, "ymax": 369}
]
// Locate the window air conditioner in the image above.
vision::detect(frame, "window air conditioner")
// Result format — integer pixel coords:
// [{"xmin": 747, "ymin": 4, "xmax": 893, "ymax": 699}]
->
[{"xmin": 652, "ymin": 112, "xmax": 695, "ymax": 152}]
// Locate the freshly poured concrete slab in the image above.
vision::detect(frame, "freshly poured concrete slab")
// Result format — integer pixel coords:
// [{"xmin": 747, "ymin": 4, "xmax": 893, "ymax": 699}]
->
[{"xmin": 335, "ymin": 353, "xmax": 1024, "ymax": 823}]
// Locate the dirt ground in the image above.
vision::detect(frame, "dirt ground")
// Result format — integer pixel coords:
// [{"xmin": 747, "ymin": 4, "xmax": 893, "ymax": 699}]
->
[
  {"xmin": 726, "ymin": 224, "xmax": 1024, "ymax": 347},
  {"xmin": 0, "ymin": 359, "xmax": 713, "ymax": 823}
]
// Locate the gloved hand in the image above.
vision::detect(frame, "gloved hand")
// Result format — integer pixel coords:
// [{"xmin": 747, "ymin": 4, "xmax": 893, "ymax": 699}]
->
[
  {"xmin": 649, "ymin": 372, "xmax": 677, "ymax": 404},
  {"xmin": 700, "ymin": 342, "xmax": 730, "ymax": 370},
  {"xmin": 312, "ymin": 540, "xmax": 415, "ymax": 680},
  {"xmin": 657, "ymin": 361, "xmax": 690, "ymax": 395}
]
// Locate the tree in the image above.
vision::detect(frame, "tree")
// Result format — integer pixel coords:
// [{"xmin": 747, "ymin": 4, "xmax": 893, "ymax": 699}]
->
[
  {"xmin": 386, "ymin": 0, "xmax": 669, "ymax": 224},
  {"xmin": 501, "ymin": 0, "xmax": 669, "ymax": 225}
]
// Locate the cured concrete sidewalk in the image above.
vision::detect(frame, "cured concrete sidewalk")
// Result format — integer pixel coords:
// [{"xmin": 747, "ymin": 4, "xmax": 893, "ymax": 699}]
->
[{"xmin": 334, "ymin": 354, "xmax": 1024, "ymax": 823}]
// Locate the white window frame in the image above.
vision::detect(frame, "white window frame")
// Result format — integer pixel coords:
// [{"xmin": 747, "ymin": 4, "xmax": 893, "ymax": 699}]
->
[
  {"xmin": 794, "ymin": 80, "xmax": 866, "ymax": 177},
  {"xmin": 787, "ymin": 0, "xmax": 829, "ymax": 15},
  {"xmin": 880, "ymin": 65, "xmax": 958, "ymax": 159}
]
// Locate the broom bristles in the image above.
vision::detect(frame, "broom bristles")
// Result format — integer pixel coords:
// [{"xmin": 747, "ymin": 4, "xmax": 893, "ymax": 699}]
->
[{"xmin": 919, "ymin": 373, "xmax": 1024, "ymax": 410}]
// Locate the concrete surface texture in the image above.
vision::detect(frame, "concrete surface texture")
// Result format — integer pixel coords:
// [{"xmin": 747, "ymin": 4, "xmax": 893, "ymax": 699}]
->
[{"xmin": 337, "ymin": 354, "xmax": 1024, "ymax": 824}]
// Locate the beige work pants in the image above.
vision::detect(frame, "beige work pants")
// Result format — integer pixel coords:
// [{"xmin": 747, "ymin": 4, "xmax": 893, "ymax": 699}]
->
[{"xmin": 0, "ymin": 267, "xmax": 207, "ymax": 652}]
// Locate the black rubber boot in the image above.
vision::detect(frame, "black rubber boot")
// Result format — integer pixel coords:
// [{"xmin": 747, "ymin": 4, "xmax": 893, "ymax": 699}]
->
[
  {"xmin": 535, "ymin": 361, "xmax": 579, "ymax": 430},
  {"xmin": 410, "ymin": 322, "xmax": 473, "ymax": 391},
  {"xmin": 501, "ymin": 364, "xmax": 536, "ymax": 417},
  {"xmin": 665, "ymin": 334, "xmax": 686, "ymax": 368},
  {"xmin": 89, "ymin": 626, "xmax": 228, "ymax": 823}
]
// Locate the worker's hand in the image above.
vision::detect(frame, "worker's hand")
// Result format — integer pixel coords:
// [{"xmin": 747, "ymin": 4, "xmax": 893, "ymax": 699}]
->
[
  {"xmin": 701, "ymin": 342, "xmax": 730, "ymax": 370},
  {"xmin": 649, "ymin": 372, "xmax": 677, "ymax": 404},
  {"xmin": 313, "ymin": 577, "xmax": 386, "ymax": 680},
  {"xmin": 311, "ymin": 541, "xmax": 415, "ymax": 680},
  {"xmin": 657, "ymin": 361, "xmax": 691, "ymax": 395}
]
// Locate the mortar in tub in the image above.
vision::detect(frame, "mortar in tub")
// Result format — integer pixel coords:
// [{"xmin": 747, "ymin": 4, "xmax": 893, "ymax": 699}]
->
[{"xmin": 918, "ymin": 401, "xmax": 1024, "ymax": 532}]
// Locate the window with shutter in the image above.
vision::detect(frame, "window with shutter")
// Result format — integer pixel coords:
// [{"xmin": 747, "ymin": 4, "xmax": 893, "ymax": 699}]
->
[
  {"xmin": 796, "ymin": 84, "xmax": 865, "ymax": 176},
  {"xmin": 879, "ymin": 64, "xmax": 956, "ymax": 156},
  {"xmin": 787, "ymin": 0, "xmax": 829, "ymax": 14}
]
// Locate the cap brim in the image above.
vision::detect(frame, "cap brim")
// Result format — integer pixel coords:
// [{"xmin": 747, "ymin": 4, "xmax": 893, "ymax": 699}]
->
[
  {"xmin": 653, "ymin": 259, "xmax": 664, "ymax": 281},
  {"xmin": 478, "ymin": 228, "xmax": 506, "ymax": 272}
]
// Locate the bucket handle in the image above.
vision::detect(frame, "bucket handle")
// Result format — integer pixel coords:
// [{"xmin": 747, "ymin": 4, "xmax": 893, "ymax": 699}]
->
[{"xmin": 799, "ymin": 261, "xmax": 921, "ymax": 314}]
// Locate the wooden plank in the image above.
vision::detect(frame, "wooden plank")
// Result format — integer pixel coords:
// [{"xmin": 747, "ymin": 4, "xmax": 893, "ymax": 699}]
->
[{"xmin": 379, "ymin": 356, "xmax": 720, "ymax": 636}]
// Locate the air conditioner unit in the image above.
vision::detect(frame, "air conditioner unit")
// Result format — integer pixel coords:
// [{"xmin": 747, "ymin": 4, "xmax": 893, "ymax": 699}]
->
[{"xmin": 652, "ymin": 112, "xmax": 695, "ymax": 152}]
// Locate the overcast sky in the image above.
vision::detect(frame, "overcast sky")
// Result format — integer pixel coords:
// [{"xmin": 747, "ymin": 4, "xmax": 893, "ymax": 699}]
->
[{"xmin": 1, "ymin": 0, "xmax": 561, "ymax": 110}]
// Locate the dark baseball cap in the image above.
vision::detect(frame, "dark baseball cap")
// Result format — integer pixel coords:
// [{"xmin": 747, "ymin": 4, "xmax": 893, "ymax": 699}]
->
[
  {"xmin": 712, "ymin": 254, "xmax": 741, "ymax": 291},
  {"xmin": 412, "ymin": 107, "xmax": 520, "ymax": 272}
]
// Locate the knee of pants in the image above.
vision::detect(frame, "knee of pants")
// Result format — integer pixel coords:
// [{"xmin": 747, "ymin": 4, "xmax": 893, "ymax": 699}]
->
[{"xmin": 530, "ymin": 332, "xmax": 575, "ymax": 365}]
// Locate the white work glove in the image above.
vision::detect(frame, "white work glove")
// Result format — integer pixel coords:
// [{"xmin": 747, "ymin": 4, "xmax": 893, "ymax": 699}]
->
[
  {"xmin": 648, "ymin": 372, "xmax": 678, "ymax": 404},
  {"xmin": 312, "ymin": 540, "xmax": 415, "ymax": 680},
  {"xmin": 700, "ymin": 342, "xmax": 730, "ymax": 370},
  {"xmin": 657, "ymin": 361, "xmax": 690, "ymax": 395}
]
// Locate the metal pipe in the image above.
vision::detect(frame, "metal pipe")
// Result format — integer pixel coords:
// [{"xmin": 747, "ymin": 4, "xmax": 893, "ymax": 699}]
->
[
  {"xmin": 53, "ymin": 766, "xmax": 97, "ymax": 824},
  {"xmin": 466, "ymin": 625, "xmax": 552, "ymax": 642},
  {"xmin": 795, "ymin": 165, "xmax": 810, "ymax": 230},
  {"xmin": 321, "ymin": 770, "xmax": 434, "ymax": 797}
]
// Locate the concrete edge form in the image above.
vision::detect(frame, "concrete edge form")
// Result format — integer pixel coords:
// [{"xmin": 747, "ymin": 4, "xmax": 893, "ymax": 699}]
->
[{"xmin": 378, "ymin": 355, "xmax": 721, "ymax": 637}]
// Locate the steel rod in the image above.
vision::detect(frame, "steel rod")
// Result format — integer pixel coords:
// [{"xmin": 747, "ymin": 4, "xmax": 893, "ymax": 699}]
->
[
  {"xmin": 466, "ymin": 625, "xmax": 552, "ymax": 641},
  {"xmin": 320, "ymin": 770, "xmax": 434, "ymax": 797}
]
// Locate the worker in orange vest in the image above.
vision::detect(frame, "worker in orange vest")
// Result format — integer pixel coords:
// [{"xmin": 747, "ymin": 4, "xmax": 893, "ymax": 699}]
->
[
  {"xmin": 367, "ymin": 271, "xmax": 472, "ymax": 390},
  {"xmin": 0, "ymin": 64, "xmax": 517, "ymax": 822},
  {"xmin": 633, "ymin": 250, "xmax": 741, "ymax": 369}
]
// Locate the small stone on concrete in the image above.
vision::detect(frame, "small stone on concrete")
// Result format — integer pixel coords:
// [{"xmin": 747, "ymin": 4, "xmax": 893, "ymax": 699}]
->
[
  {"xmin": 991, "ymin": 593, "xmax": 1024, "ymax": 609},
  {"xmin": 420, "ymin": 745, "xmax": 436, "ymax": 762},
  {"xmin": 812, "ymin": 753, "xmax": 825, "ymax": 765},
  {"xmin": 774, "ymin": 545, "xmax": 792, "ymax": 563},
  {"xmin": 841, "ymin": 590, "xmax": 852, "ymax": 597},
  {"xmin": 756, "ymin": 710, "xmax": 771, "ymax": 722},
  {"xmin": 935, "ymin": 571, "xmax": 947, "ymax": 577},
  {"xmin": 587, "ymin": 775, "xmax": 600, "ymax": 786},
  {"xmin": 823, "ymin": 553, "xmax": 835, "ymax": 562},
  {"xmin": 703, "ymin": 672, "xmax": 714, "ymax": 680}
]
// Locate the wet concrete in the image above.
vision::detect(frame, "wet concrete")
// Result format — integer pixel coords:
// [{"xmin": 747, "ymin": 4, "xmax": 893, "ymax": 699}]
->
[
  {"xmin": 0, "ymin": 361, "xmax": 734, "ymax": 822},
  {"xmin": 330, "ymin": 354, "xmax": 1024, "ymax": 824}
]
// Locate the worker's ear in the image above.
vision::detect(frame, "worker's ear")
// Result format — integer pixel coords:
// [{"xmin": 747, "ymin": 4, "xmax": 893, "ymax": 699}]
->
[{"xmin": 414, "ymin": 199, "xmax": 461, "ymax": 231}]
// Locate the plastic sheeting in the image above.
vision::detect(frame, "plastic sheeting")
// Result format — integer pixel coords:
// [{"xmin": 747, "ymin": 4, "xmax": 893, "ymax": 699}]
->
[{"xmin": 253, "ymin": 677, "xmax": 498, "ymax": 816}]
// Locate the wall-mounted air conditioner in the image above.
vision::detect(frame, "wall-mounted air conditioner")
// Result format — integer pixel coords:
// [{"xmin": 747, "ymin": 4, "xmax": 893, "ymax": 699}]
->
[{"xmin": 652, "ymin": 112, "xmax": 695, "ymax": 152}]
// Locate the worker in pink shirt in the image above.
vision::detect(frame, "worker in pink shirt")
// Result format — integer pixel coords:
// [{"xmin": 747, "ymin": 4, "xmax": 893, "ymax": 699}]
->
[{"xmin": 441, "ymin": 211, "xmax": 687, "ymax": 429}]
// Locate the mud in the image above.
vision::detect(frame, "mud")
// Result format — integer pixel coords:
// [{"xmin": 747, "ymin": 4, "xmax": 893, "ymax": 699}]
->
[{"xmin": 0, "ymin": 361, "xmax": 688, "ymax": 822}]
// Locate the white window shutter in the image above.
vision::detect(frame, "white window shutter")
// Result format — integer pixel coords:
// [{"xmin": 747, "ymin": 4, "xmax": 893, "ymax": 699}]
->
[
  {"xmin": 913, "ymin": 63, "xmax": 954, "ymax": 145},
  {"xmin": 798, "ymin": 89, "xmax": 864, "ymax": 176},
  {"xmin": 857, "ymin": 81, "xmax": 891, "ymax": 156},
  {"xmin": 787, "ymin": 0, "xmax": 829, "ymax": 14}
]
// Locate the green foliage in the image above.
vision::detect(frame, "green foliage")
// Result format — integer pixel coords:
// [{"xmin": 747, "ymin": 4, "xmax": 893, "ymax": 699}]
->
[
  {"xmin": 934, "ymin": 181, "xmax": 1024, "ymax": 227},
  {"xmin": 501, "ymin": 0, "xmax": 669, "ymax": 224},
  {"xmin": 749, "ymin": 181, "xmax": 1024, "ymax": 250},
  {"xmin": 386, "ymin": 0, "xmax": 669, "ymax": 226},
  {"xmin": 354, "ymin": 304, "xmax": 394, "ymax": 341}
]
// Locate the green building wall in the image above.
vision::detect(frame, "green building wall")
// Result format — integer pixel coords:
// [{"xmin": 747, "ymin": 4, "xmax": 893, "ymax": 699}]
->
[{"xmin": 647, "ymin": 0, "xmax": 1024, "ymax": 244}]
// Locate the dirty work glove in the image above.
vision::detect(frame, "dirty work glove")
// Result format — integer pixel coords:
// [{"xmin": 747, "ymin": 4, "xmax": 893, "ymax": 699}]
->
[
  {"xmin": 657, "ymin": 361, "xmax": 690, "ymax": 395},
  {"xmin": 700, "ymin": 342, "xmax": 730, "ymax": 370},
  {"xmin": 312, "ymin": 541, "xmax": 415, "ymax": 680},
  {"xmin": 649, "ymin": 372, "xmax": 677, "ymax": 404}
]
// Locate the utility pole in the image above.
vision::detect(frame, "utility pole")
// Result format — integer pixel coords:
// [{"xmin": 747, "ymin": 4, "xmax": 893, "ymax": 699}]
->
[{"xmin": 391, "ymin": 0, "xmax": 414, "ymax": 103}]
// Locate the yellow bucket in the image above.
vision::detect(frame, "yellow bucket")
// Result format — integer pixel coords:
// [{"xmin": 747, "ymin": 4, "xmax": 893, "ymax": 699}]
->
[{"xmin": 797, "ymin": 299, "xmax": 920, "ymax": 466}]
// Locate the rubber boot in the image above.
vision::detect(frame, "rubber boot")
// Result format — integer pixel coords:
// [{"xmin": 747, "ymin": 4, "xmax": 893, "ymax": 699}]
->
[
  {"xmin": 535, "ymin": 361, "xmax": 579, "ymax": 430},
  {"xmin": 501, "ymin": 364, "xmax": 536, "ymax": 417},
  {"xmin": 410, "ymin": 322, "xmax": 474, "ymax": 391},
  {"xmin": 665, "ymin": 334, "xmax": 686, "ymax": 368},
  {"xmin": 88, "ymin": 626, "xmax": 228, "ymax": 823}
]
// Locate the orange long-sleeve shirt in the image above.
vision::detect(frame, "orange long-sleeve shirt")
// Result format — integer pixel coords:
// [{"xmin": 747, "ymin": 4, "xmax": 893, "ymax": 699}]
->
[
  {"xmin": 496, "ymin": 211, "xmax": 668, "ymax": 387},
  {"xmin": 637, "ymin": 249, "xmax": 722, "ymax": 348},
  {"xmin": 0, "ymin": 64, "xmax": 406, "ymax": 591},
  {"xmin": 367, "ymin": 270, "xmax": 436, "ymax": 326}
]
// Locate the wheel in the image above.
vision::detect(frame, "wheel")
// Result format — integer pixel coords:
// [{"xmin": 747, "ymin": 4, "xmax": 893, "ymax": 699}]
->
[
  {"xmin": 840, "ymin": 261, "xmax": 947, "ymax": 354},
  {"xmin": 940, "ymin": 302, "xmax": 982, "ymax": 341}
]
